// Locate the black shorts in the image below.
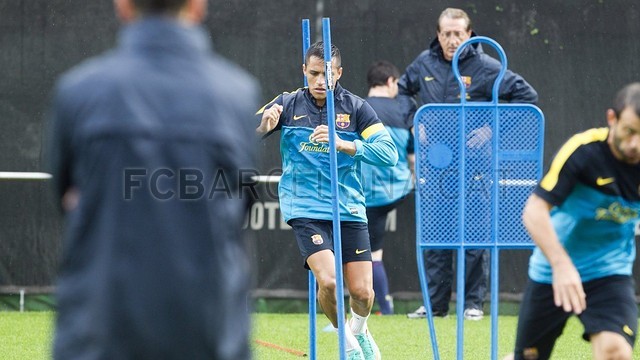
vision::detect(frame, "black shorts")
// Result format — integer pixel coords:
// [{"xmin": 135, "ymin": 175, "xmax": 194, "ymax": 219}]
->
[
  {"xmin": 365, "ymin": 194, "xmax": 409, "ymax": 252},
  {"xmin": 288, "ymin": 218, "xmax": 372, "ymax": 269},
  {"xmin": 513, "ymin": 275, "xmax": 637, "ymax": 360}
]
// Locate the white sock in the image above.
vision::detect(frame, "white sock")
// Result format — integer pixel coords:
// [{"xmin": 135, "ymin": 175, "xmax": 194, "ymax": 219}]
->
[
  {"xmin": 335, "ymin": 323, "xmax": 361, "ymax": 351},
  {"xmin": 349, "ymin": 308, "xmax": 369, "ymax": 334}
]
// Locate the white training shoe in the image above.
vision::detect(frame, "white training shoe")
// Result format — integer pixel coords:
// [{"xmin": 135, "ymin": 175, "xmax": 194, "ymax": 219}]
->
[
  {"xmin": 463, "ymin": 308, "xmax": 484, "ymax": 321},
  {"xmin": 406, "ymin": 305, "xmax": 448, "ymax": 319}
]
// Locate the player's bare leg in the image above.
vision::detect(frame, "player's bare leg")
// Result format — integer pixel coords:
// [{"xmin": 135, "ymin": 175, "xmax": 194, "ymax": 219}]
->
[
  {"xmin": 345, "ymin": 261, "xmax": 381, "ymax": 360},
  {"xmin": 590, "ymin": 331, "xmax": 632, "ymax": 360},
  {"xmin": 306, "ymin": 250, "xmax": 338, "ymax": 326},
  {"xmin": 344, "ymin": 261, "xmax": 374, "ymax": 317},
  {"xmin": 306, "ymin": 249, "xmax": 364, "ymax": 357}
]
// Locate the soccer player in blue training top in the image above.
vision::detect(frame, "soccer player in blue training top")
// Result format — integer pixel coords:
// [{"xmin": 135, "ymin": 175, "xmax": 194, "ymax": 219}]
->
[
  {"xmin": 361, "ymin": 60, "xmax": 416, "ymax": 315},
  {"xmin": 256, "ymin": 41, "xmax": 397, "ymax": 360},
  {"xmin": 504, "ymin": 83, "xmax": 640, "ymax": 360}
]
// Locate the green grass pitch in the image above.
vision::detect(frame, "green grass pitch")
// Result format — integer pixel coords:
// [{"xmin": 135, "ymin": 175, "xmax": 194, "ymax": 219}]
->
[{"xmin": 1, "ymin": 311, "xmax": 639, "ymax": 359}]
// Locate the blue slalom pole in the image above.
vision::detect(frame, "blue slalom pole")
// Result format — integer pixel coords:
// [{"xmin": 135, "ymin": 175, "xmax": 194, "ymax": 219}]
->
[
  {"xmin": 415, "ymin": 246, "xmax": 440, "ymax": 359},
  {"xmin": 487, "ymin": 37, "xmax": 506, "ymax": 360},
  {"xmin": 322, "ymin": 17, "xmax": 346, "ymax": 360},
  {"xmin": 455, "ymin": 48, "xmax": 467, "ymax": 359},
  {"xmin": 301, "ymin": 18, "xmax": 317, "ymax": 360},
  {"xmin": 302, "ymin": 19, "xmax": 310, "ymax": 88},
  {"xmin": 456, "ymin": 247, "xmax": 465, "ymax": 360},
  {"xmin": 491, "ymin": 247, "xmax": 500, "ymax": 360}
]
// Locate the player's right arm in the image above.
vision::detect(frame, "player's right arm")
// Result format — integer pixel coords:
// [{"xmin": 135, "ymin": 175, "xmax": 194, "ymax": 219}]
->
[
  {"xmin": 255, "ymin": 95, "xmax": 284, "ymax": 135},
  {"xmin": 522, "ymin": 193, "xmax": 586, "ymax": 315}
]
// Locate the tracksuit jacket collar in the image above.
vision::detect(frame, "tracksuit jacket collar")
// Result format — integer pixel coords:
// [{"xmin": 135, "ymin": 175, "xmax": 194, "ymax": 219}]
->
[
  {"xmin": 303, "ymin": 83, "xmax": 345, "ymax": 110},
  {"xmin": 119, "ymin": 16, "xmax": 210, "ymax": 57}
]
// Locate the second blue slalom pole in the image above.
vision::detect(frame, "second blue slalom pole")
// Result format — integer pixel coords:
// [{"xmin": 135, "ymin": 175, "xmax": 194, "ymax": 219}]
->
[{"xmin": 322, "ymin": 17, "xmax": 347, "ymax": 360}]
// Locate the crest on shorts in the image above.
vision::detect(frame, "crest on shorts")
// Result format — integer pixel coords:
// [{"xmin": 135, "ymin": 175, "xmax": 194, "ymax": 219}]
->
[
  {"xmin": 311, "ymin": 234, "xmax": 323, "ymax": 245},
  {"xmin": 523, "ymin": 347, "xmax": 539, "ymax": 360},
  {"xmin": 336, "ymin": 114, "xmax": 350, "ymax": 129}
]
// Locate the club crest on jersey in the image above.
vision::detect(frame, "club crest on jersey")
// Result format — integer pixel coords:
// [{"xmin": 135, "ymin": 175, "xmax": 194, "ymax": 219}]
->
[
  {"xmin": 461, "ymin": 76, "xmax": 472, "ymax": 88},
  {"xmin": 336, "ymin": 114, "xmax": 350, "ymax": 129},
  {"xmin": 311, "ymin": 234, "xmax": 323, "ymax": 245}
]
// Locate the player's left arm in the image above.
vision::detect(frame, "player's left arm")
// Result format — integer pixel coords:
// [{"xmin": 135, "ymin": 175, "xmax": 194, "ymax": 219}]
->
[
  {"xmin": 354, "ymin": 123, "xmax": 398, "ymax": 166},
  {"xmin": 310, "ymin": 122, "xmax": 398, "ymax": 167},
  {"xmin": 354, "ymin": 101, "xmax": 398, "ymax": 166}
]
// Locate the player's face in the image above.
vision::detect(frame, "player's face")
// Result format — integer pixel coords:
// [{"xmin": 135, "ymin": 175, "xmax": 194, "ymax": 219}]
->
[
  {"xmin": 303, "ymin": 56, "xmax": 342, "ymax": 106},
  {"xmin": 608, "ymin": 106, "xmax": 640, "ymax": 164},
  {"xmin": 437, "ymin": 17, "xmax": 472, "ymax": 61}
]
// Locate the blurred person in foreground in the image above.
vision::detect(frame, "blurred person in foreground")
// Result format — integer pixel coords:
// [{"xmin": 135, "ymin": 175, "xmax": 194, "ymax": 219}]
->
[
  {"xmin": 47, "ymin": 0, "xmax": 260, "ymax": 358},
  {"xmin": 504, "ymin": 83, "xmax": 640, "ymax": 360}
]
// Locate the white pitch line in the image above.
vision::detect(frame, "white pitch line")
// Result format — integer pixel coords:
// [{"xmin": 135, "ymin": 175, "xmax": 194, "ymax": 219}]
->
[
  {"xmin": 251, "ymin": 175, "xmax": 282, "ymax": 183},
  {"xmin": 0, "ymin": 172, "xmax": 52, "ymax": 180}
]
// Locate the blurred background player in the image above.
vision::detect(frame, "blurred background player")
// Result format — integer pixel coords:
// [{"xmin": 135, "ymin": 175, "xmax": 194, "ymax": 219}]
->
[
  {"xmin": 47, "ymin": 0, "xmax": 260, "ymax": 358},
  {"xmin": 505, "ymin": 83, "xmax": 640, "ymax": 360},
  {"xmin": 256, "ymin": 41, "xmax": 397, "ymax": 360},
  {"xmin": 401, "ymin": 7, "xmax": 538, "ymax": 320},
  {"xmin": 361, "ymin": 60, "xmax": 416, "ymax": 315}
]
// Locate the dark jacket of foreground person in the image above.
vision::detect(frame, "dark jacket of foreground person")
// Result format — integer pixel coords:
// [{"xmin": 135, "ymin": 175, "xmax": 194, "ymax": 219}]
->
[{"xmin": 48, "ymin": 17, "xmax": 259, "ymax": 359}]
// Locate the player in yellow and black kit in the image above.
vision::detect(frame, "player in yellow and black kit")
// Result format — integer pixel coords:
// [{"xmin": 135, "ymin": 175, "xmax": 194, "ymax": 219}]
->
[{"xmin": 506, "ymin": 83, "xmax": 640, "ymax": 360}]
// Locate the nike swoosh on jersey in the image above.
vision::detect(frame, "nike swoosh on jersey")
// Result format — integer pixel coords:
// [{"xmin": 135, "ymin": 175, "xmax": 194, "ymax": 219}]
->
[
  {"xmin": 293, "ymin": 114, "xmax": 307, "ymax": 120},
  {"xmin": 355, "ymin": 249, "xmax": 368, "ymax": 255},
  {"xmin": 596, "ymin": 177, "xmax": 615, "ymax": 186},
  {"xmin": 424, "ymin": 76, "xmax": 435, "ymax": 81}
]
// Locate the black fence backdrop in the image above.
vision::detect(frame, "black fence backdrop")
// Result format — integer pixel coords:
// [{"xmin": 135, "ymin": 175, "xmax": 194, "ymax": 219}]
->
[{"xmin": 1, "ymin": 1, "xmax": 640, "ymax": 300}]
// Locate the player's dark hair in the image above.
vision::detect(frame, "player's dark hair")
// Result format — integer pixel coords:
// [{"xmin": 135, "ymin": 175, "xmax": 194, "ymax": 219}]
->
[
  {"xmin": 367, "ymin": 61, "xmax": 400, "ymax": 88},
  {"xmin": 132, "ymin": 0, "xmax": 187, "ymax": 14},
  {"xmin": 613, "ymin": 82, "xmax": 640, "ymax": 118},
  {"xmin": 305, "ymin": 41, "xmax": 341, "ymax": 68}
]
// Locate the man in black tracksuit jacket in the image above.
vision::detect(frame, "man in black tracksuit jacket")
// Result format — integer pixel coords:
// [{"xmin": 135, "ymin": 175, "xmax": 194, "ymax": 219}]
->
[
  {"xmin": 401, "ymin": 8, "xmax": 538, "ymax": 321},
  {"xmin": 47, "ymin": 0, "xmax": 259, "ymax": 358}
]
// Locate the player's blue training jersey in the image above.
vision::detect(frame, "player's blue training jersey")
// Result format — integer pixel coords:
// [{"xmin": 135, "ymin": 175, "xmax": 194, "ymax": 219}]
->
[
  {"xmin": 528, "ymin": 128, "xmax": 640, "ymax": 283},
  {"xmin": 257, "ymin": 84, "xmax": 398, "ymax": 222},
  {"xmin": 361, "ymin": 97, "xmax": 414, "ymax": 206}
]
